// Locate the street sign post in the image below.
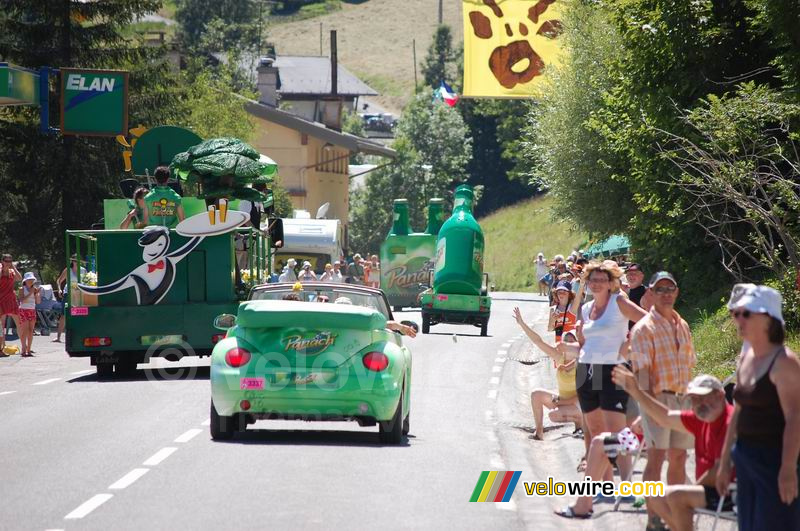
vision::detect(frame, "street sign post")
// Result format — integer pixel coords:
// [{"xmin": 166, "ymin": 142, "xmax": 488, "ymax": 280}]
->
[{"xmin": 60, "ymin": 68, "xmax": 129, "ymax": 136}]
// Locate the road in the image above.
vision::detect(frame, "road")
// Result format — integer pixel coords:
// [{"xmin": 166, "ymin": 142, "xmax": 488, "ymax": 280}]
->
[{"xmin": 0, "ymin": 293, "xmax": 656, "ymax": 530}]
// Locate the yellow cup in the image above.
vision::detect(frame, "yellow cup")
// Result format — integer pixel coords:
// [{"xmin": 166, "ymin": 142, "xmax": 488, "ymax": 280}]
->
[
  {"xmin": 208, "ymin": 205, "xmax": 216, "ymax": 225},
  {"xmin": 219, "ymin": 198, "xmax": 228, "ymax": 223}
]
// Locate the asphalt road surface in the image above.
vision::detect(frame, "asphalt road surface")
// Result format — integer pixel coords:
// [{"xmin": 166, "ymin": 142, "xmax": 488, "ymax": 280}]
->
[{"xmin": 0, "ymin": 292, "xmax": 661, "ymax": 530}]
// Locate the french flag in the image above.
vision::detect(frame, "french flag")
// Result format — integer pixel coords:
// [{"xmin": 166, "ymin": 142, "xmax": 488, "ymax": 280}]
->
[{"xmin": 438, "ymin": 81, "xmax": 459, "ymax": 107}]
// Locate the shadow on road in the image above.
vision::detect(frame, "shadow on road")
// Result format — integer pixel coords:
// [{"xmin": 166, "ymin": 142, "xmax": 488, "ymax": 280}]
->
[
  {"xmin": 424, "ymin": 332, "xmax": 491, "ymax": 338},
  {"xmin": 214, "ymin": 428, "xmax": 414, "ymax": 448},
  {"xmin": 67, "ymin": 366, "xmax": 210, "ymax": 383}
]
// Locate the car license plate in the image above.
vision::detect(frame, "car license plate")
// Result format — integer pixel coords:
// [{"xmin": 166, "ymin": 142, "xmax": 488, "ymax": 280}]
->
[
  {"xmin": 240, "ymin": 377, "xmax": 265, "ymax": 390},
  {"xmin": 140, "ymin": 334, "xmax": 183, "ymax": 346}
]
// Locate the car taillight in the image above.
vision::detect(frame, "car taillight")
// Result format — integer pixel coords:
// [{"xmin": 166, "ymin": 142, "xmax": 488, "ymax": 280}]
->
[
  {"xmin": 84, "ymin": 337, "xmax": 111, "ymax": 347},
  {"xmin": 425, "ymin": 303, "xmax": 433, "ymax": 308},
  {"xmin": 225, "ymin": 347, "xmax": 251, "ymax": 367},
  {"xmin": 211, "ymin": 333, "xmax": 226, "ymax": 344},
  {"xmin": 362, "ymin": 351, "xmax": 389, "ymax": 372}
]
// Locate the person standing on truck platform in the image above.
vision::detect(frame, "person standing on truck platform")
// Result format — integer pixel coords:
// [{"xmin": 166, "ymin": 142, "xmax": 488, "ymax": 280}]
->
[
  {"xmin": 120, "ymin": 187, "xmax": 149, "ymax": 229},
  {"xmin": 143, "ymin": 166, "xmax": 185, "ymax": 228}
]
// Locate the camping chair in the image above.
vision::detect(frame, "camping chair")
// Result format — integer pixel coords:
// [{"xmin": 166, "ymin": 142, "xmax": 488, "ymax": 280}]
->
[
  {"xmin": 614, "ymin": 439, "xmax": 646, "ymax": 511},
  {"xmin": 118, "ymin": 178, "xmax": 140, "ymax": 198},
  {"xmin": 694, "ymin": 484, "xmax": 737, "ymax": 531}
]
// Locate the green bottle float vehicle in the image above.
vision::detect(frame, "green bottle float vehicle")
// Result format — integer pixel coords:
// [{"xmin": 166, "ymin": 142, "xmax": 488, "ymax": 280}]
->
[
  {"xmin": 420, "ymin": 185, "xmax": 491, "ymax": 336},
  {"xmin": 379, "ymin": 197, "xmax": 443, "ymax": 311}
]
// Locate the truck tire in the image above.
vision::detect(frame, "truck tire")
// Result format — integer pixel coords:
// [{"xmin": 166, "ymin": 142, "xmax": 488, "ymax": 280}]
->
[
  {"xmin": 379, "ymin": 391, "xmax": 404, "ymax": 444},
  {"xmin": 210, "ymin": 400, "xmax": 235, "ymax": 440},
  {"xmin": 480, "ymin": 318, "xmax": 489, "ymax": 337},
  {"xmin": 422, "ymin": 314, "xmax": 430, "ymax": 334},
  {"xmin": 116, "ymin": 359, "xmax": 138, "ymax": 378},
  {"xmin": 394, "ymin": 305, "xmax": 403, "ymax": 313}
]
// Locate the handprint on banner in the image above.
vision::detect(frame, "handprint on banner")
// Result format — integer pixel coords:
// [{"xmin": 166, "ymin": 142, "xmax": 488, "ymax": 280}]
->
[{"xmin": 466, "ymin": 0, "xmax": 563, "ymax": 90}]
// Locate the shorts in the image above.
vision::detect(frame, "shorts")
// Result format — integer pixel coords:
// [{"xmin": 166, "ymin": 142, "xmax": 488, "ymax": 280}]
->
[
  {"xmin": 576, "ymin": 362, "xmax": 629, "ymax": 414},
  {"xmin": 703, "ymin": 485, "xmax": 735, "ymax": 511},
  {"xmin": 641, "ymin": 393, "xmax": 694, "ymax": 450},
  {"xmin": 18, "ymin": 308, "xmax": 36, "ymax": 323}
]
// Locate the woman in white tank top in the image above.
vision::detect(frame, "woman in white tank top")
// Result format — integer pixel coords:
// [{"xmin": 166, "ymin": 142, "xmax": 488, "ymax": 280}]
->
[{"xmin": 557, "ymin": 260, "xmax": 646, "ymax": 519}]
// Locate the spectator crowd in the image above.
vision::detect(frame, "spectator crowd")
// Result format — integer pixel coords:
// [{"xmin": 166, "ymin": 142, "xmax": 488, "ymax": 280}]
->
[
  {"xmin": 275, "ymin": 253, "xmax": 381, "ymax": 288},
  {"xmin": 514, "ymin": 251, "xmax": 800, "ymax": 530}
]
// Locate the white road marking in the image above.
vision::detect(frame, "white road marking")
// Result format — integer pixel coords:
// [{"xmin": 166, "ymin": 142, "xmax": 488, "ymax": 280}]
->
[
  {"xmin": 0, "ymin": 391, "xmax": 16, "ymax": 396},
  {"xmin": 487, "ymin": 389, "xmax": 498, "ymax": 399},
  {"xmin": 174, "ymin": 428, "xmax": 202, "ymax": 443},
  {"xmin": 201, "ymin": 419, "xmax": 210, "ymax": 426},
  {"xmin": 492, "ymin": 366, "xmax": 502, "ymax": 373},
  {"xmin": 490, "ymin": 454, "xmax": 505, "ymax": 469},
  {"xmin": 485, "ymin": 410, "xmax": 494, "ymax": 421},
  {"xmin": 486, "ymin": 431, "xmax": 498, "ymax": 443},
  {"xmin": 109, "ymin": 468, "xmax": 149, "ymax": 490},
  {"xmin": 501, "ymin": 343, "xmax": 511, "ymax": 348},
  {"xmin": 32, "ymin": 378, "xmax": 60, "ymax": 386},
  {"xmin": 496, "ymin": 499, "xmax": 518, "ymax": 511},
  {"xmin": 64, "ymin": 494, "xmax": 113, "ymax": 519},
  {"xmin": 142, "ymin": 447, "xmax": 178, "ymax": 466},
  {"xmin": 497, "ymin": 350, "xmax": 508, "ymax": 356},
  {"xmin": 71, "ymin": 369, "xmax": 94, "ymax": 376},
  {"xmin": 489, "ymin": 377, "xmax": 500, "ymax": 385},
  {"xmin": 494, "ymin": 357, "xmax": 506, "ymax": 363}
]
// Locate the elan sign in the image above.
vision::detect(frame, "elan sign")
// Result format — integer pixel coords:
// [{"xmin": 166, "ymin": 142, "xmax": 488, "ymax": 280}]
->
[{"xmin": 60, "ymin": 68, "xmax": 128, "ymax": 136}]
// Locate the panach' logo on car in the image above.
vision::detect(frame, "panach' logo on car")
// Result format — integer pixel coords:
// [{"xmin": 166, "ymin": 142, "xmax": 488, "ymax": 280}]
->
[{"xmin": 282, "ymin": 332, "xmax": 337, "ymax": 355}]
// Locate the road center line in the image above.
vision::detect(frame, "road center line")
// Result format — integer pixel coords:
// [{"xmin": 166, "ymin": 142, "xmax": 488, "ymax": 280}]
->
[
  {"xmin": 0, "ymin": 391, "xmax": 17, "ymax": 396},
  {"xmin": 64, "ymin": 494, "xmax": 113, "ymax": 519},
  {"xmin": 492, "ymin": 366, "xmax": 502, "ymax": 373},
  {"xmin": 489, "ymin": 377, "xmax": 500, "ymax": 385},
  {"xmin": 174, "ymin": 428, "xmax": 202, "ymax": 443},
  {"xmin": 494, "ymin": 357, "xmax": 506, "ymax": 363},
  {"xmin": 501, "ymin": 343, "xmax": 511, "ymax": 348},
  {"xmin": 142, "ymin": 447, "xmax": 178, "ymax": 466},
  {"xmin": 497, "ymin": 350, "xmax": 508, "ymax": 355},
  {"xmin": 32, "ymin": 378, "xmax": 61, "ymax": 386},
  {"xmin": 71, "ymin": 369, "xmax": 94, "ymax": 376},
  {"xmin": 109, "ymin": 468, "xmax": 149, "ymax": 490},
  {"xmin": 487, "ymin": 389, "xmax": 498, "ymax": 399},
  {"xmin": 200, "ymin": 419, "xmax": 211, "ymax": 427}
]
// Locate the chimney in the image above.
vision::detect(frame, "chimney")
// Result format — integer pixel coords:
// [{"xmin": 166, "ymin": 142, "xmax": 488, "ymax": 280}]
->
[
  {"xmin": 330, "ymin": 30, "xmax": 337, "ymax": 96},
  {"xmin": 256, "ymin": 56, "xmax": 279, "ymax": 107}
]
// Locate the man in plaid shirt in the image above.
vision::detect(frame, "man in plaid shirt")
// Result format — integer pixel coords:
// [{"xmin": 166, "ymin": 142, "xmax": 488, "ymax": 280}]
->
[{"xmin": 629, "ymin": 271, "xmax": 696, "ymax": 531}]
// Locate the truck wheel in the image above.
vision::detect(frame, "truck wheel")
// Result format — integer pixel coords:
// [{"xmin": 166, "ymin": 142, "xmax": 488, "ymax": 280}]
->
[
  {"xmin": 96, "ymin": 362, "xmax": 113, "ymax": 380},
  {"xmin": 421, "ymin": 314, "xmax": 430, "ymax": 334},
  {"xmin": 379, "ymin": 392, "xmax": 404, "ymax": 444},
  {"xmin": 210, "ymin": 400, "xmax": 235, "ymax": 441},
  {"xmin": 115, "ymin": 360, "xmax": 137, "ymax": 378},
  {"xmin": 394, "ymin": 305, "xmax": 403, "ymax": 313},
  {"xmin": 402, "ymin": 412, "xmax": 410, "ymax": 436},
  {"xmin": 480, "ymin": 318, "xmax": 489, "ymax": 337}
]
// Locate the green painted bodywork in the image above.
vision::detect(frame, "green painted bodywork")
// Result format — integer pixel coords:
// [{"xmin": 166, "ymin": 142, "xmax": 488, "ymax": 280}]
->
[
  {"xmin": 65, "ymin": 225, "xmax": 270, "ymax": 362},
  {"xmin": 211, "ymin": 300, "xmax": 411, "ymax": 422},
  {"xmin": 433, "ymin": 185, "xmax": 485, "ymax": 296}
]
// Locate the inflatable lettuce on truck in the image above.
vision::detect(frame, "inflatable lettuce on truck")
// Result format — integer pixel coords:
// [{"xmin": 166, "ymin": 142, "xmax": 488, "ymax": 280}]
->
[{"xmin": 169, "ymin": 137, "xmax": 278, "ymax": 204}]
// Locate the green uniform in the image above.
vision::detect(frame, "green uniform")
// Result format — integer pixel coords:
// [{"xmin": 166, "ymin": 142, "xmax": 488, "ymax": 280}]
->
[{"xmin": 145, "ymin": 186, "xmax": 182, "ymax": 227}]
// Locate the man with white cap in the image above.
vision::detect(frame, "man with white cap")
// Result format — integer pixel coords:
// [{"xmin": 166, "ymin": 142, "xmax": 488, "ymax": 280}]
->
[
  {"xmin": 628, "ymin": 271, "xmax": 696, "ymax": 530},
  {"xmin": 278, "ymin": 258, "xmax": 297, "ymax": 283},
  {"xmin": 613, "ymin": 367, "xmax": 735, "ymax": 531}
]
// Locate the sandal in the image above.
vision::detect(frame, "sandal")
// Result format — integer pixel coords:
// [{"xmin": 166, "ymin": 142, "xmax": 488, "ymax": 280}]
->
[
  {"xmin": 528, "ymin": 433, "xmax": 543, "ymax": 441},
  {"xmin": 576, "ymin": 457, "xmax": 587, "ymax": 473},
  {"xmin": 52, "ymin": 338, "xmax": 61, "ymax": 342},
  {"xmin": 554, "ymin": 506, "xmax": 592, "ymax": 519}
]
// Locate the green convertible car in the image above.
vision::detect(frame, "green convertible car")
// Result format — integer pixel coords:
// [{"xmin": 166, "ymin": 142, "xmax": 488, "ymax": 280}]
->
[{"xmin": 209, "ymin": 283, "xmax": 415, "ymax": 444}]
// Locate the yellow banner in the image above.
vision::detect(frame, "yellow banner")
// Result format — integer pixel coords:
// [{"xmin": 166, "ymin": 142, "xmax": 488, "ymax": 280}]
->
[{"xmin": 462, "ymin": 0, "xmax": 565, "ymax": 98}]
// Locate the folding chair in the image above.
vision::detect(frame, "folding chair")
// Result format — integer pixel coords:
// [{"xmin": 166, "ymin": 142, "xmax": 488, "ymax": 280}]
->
[
  {"xmin": 614, "ymin": 440, "xmax": 646, "ymax": 511},
  {"xmin": 694, "ymin": 484, "xmax": 737, "ymax": 531}
]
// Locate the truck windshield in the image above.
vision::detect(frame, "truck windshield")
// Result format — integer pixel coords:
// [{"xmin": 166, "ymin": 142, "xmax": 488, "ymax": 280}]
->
[{"xmin": 274, "ymin": 253, "xmax": 329, "ymax": 274}]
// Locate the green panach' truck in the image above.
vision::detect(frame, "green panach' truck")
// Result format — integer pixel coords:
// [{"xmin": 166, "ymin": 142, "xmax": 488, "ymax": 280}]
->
[{"xmin": 420, "ymin": 185, "xmax": 491, "ymax": 336}]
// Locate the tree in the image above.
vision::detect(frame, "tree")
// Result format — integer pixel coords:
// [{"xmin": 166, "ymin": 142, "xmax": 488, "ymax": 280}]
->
[
  {"xmin": 184, "ymin": 68, "xmax": 256, "ymax": 141},
  {"xmin": 175, "ymin": 0, "xmax": 262, "ymax": 54},
  {"xmin": 421, "ymin": 25, "xmax": 458, "ymax": 89},
  {"xmin": 349, "ymin": 91, "xmax": 472, "ymax": 253},
  {"xmin": 0, "ymin": 0, "xmax": 187, "ymax": 267}
]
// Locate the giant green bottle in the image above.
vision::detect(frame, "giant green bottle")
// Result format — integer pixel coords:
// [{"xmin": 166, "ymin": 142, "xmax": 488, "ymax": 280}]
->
[
  {"xmin": 433, "ymin": 185, "xmax": 484, "ymax": 296},
  {"xmin": 425, "ymin": 198, "xmax": 445, "ymax": 235}
]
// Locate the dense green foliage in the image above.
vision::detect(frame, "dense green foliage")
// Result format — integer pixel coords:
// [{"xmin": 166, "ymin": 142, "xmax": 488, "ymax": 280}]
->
[
  {"xmin": 526, "ymin": 0, "xmax": 800, "ymax": 299},
  {"xmin": 420, "ymin": 25, "xmax": 459, "ymax": 90},
  {"xmin": 349, "ymin": 92, "xmax": 472, "ymax": 253},
  {"xmin": 175, "ymin": 0, "xmax": 262, "ymax": 53}
]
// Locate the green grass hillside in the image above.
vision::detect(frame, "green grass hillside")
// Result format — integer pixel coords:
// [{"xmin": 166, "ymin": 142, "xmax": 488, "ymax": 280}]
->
[{"xmin": 481, "ymin": 195, "xmax": 588, "ymax": 293}]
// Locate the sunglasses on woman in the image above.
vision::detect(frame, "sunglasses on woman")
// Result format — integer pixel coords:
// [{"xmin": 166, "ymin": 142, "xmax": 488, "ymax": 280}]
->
[{"xmin": 730, "ymin": 309, "xmax": 752, "ymax": 319}]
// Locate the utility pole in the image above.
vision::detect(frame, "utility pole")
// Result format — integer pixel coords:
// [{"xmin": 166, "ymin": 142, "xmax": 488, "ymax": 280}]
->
[
  {"xmin": 320, "ymin": 22, "xmax": 323, "ymax": 55},
  {"xmin": 438, "ymin": 0, "xmax": 443, "ymax": 24},
  {"xmin": 412, "ymin": 39, "xmax": 418, "ymax": 91}
]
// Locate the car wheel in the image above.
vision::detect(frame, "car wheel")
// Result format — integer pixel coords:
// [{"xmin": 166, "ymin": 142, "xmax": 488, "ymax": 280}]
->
[
  {"xmin": 96, "ymin": 362, "xmax": 113, "ymax": 380},
  {"xmin": 379, "ymin": 392, "xmax": 404, "ymax": 444},
  {"xmin": 422, "ymin": 314, "xmax": 430, "ymax": 334},
  {"xmin": 402, "ymin": 412, "xmax": 410, "ymax": 436},
  {"xmin": 480, "ymin": 318, "xmax": 489, "ymax": 337},
  {"xmin": 210, "ymin": 400, "xmax": 235, "ymax": 440}
]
